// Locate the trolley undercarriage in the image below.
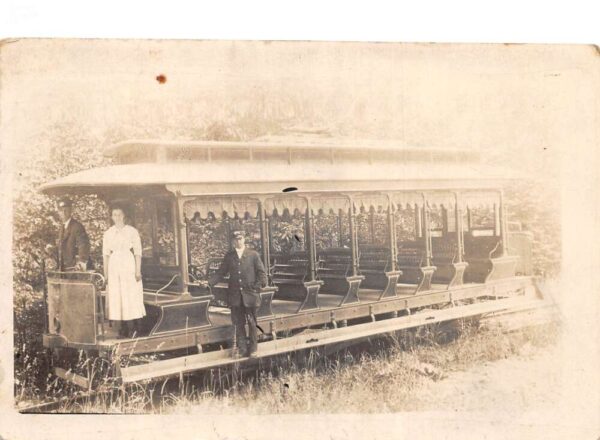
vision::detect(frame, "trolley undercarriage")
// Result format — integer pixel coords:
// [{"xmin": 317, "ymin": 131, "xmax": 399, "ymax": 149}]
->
[{"xmin": 43, "ymin": 275, "xmax": 549, "ymax": 387}]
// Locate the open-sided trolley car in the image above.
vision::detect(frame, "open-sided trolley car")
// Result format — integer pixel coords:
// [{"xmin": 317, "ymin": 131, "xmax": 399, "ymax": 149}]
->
[{"xmin": 39, "ymin": 139, "xmax": 548, "ymax": 387}]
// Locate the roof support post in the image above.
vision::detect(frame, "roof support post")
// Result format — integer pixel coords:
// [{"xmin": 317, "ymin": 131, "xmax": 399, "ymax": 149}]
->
[
  {"xmin": 368, "ymin": 209, "xmax": 376, "ymax": 243},
  {"xmin": 267, "ymin": 211, "xmax": 274, "ymax": 255},
  {"xmin": 304, "ymin": 196, "xmax": 318, "ymax": 282},
  {"xmin": 442, "ymin": 205, "xmax": 449, "ymax": 236},
  {"xmin": 346, "ymin": 195, "xmax": 359, "ymax": 277},
  {"xmin": 422, "ymin": 194, "xmax": 432, "ymax": 267},
  {"xmin": 466, "ymin": 206, "xmax": 472, "ymax": 232},
  {"xmin": 175, "ymin": 195, "xmax": 191, "ymax": 297},
  {"xmin": 454, "ymin": 192, "xmax": 464, "ymax": 263},
  {"xmin": 498, "ymin": 190, "xmax": 508, "ymax": 256},
  {"xmin": 224, "ymin": 217, "xmax": 232, "ymax": 252},
  {"xmin": 337, "ymin": 209, "xmax": 344, "ymax": 247},
  {"xmin": 184, "ymin": 216, "xmax": 192, "ymax": 265},
  {"xmin": 150, "ymin": 199, "xmax": 159, "ymax": 262},
  {"xmin": 386, "ymin": 193, "xmax": 397, "ymax": 272},
  {"xmin": 257, "ymin": 198, "xmax": 271, "ymax": 280},
  {"xmin": 493, "ymin": 202, "xmax": 500, "ymax": 237},
  {"xmin": 415, "ymin": 203, "xmax": 423, "ymax": 239}
]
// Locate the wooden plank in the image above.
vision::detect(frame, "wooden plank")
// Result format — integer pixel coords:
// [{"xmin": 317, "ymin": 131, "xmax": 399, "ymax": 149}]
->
[
  {"xmin": 55, "ymin": 367, "xmax": 90, "ymax": 390},
  {"xmin": 119, "ymin": 295, "xmax": 547, "ymax": 383}
]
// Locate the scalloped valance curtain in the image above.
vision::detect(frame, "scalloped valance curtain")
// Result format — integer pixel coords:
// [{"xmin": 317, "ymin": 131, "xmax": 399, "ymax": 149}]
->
[
  {"xmin": 183, "ymin": 191, "xmax": 500, "ymax": 220},
  {"xmin": 184, "ymin": 198, "xmax": 259, "ymax": 220},
  {"xmin": 460, "ymin": 191, "xmax": 500, "ymax": 209}
]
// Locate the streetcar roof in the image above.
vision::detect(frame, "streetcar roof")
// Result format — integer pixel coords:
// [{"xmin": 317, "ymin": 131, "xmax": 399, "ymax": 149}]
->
[{"xmin": 39, "ymin": 158, "xmax": 516, "ymax": 196}]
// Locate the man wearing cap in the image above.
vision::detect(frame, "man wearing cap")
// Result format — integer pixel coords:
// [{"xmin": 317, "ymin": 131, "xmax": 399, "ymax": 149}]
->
[
  {"xmin": 56, "ymin": 198, "xmax": 91, "ymax": 271},
  {"xmin": 208, "ymin": 230, "xmax": 267, "ymax": 358}
]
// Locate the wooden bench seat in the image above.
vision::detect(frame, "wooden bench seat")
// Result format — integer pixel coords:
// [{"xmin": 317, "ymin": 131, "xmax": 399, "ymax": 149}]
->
[
  {"xmin": 140, "ymin": 294, "xmax": 213, "ymax": 336},
  {"xmin": 141, "ymin": 264, "xmax": 181, "ymax": 293},
  {"xmin": 431, "ymin": 238, "xmax": 469, "ymax": 288},
  {"xmin": 463, "ymin": 235, "xmax": 518, "ymax": 283},
  {"xmin": 396, "ymin": 243, "xmax": 436, "ymax": 294},
  {"xmin": 271, "ymin": 252, "xmax": 322, "ymax": 312},
  {"xmin": 317, "ymin": 248, "xmax": 364, "ymax": 306},
  {"xmin": 358, "ymin": 245, "xmax": 402, "ymax": 299}
]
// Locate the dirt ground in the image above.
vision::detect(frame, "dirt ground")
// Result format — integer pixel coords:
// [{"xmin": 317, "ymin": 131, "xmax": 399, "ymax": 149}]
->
[{"xmin": 411, "ymin": 341, "xmax": 563, "ymax": 413}]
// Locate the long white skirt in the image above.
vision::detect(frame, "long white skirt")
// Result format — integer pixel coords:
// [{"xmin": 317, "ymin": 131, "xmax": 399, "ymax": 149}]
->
[{"xmin": 107, "ymin": 250, "xmax": 146, "ymax": 320}]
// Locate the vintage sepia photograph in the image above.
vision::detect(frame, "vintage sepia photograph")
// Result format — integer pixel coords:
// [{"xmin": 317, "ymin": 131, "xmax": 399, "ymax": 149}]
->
[{"xmin": 1, "ymin": 36, "xmax": 598, "ymax": 438}]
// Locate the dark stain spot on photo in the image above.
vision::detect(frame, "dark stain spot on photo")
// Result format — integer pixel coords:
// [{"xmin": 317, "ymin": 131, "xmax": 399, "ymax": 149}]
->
[{"xmin": 156, "ymin": 74, "xmax": 167, "ymax": 84}]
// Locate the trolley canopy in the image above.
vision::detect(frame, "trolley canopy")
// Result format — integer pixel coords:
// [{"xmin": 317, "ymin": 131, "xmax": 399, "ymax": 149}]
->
[{"xmin": 39, "ymin": 139, "xmax": 516, "ymax": 196}]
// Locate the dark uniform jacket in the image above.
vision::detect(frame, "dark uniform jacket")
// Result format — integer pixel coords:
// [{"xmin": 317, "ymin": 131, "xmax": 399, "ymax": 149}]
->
[
  {"xmin": 59, "ymin": 218, "xmax": 91, "ymax": 270},
  {"xmin": 209, "ymin": 248, "xmax": 268, "ymax": 308}
]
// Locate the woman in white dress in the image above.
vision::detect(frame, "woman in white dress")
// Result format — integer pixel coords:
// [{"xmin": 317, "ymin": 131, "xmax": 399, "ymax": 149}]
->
[{"xmin": 102, "ymin": 205, "xmax": 146, "ymax": 338}]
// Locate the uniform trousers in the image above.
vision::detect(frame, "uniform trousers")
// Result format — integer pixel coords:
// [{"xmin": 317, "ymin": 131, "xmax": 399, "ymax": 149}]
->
[{"xmin": 230, "ymin": 302, "xmax": 259, "ymax": 353}]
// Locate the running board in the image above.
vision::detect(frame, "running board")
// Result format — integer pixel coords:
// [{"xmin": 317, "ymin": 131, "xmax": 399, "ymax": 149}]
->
[
  {"xmin": 119, "ymin": 296, "xmax": 551, "ymax": 384},
  {"xmin": 55, "ymin": 367, "xmax": 91, "ymax": 390}
]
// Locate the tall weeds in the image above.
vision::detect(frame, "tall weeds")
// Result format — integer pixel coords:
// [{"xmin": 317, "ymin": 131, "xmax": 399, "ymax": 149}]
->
[{"xmin": 34, "ymin": 320, "xmax": 559, "ymax": 414}]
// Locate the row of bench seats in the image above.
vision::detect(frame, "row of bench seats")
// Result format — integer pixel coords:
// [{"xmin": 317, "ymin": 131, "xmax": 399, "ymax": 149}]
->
[
  {"xmin": 354, "ymin": 244, "xmax": 445, "ymax": 293},
  {"xmin": 271, "ymin": 249, "xmax": 363, "ymax": 307},
  {"xmin": 202, "ymin": 235, "xmax": 517, "ymax": 314}
]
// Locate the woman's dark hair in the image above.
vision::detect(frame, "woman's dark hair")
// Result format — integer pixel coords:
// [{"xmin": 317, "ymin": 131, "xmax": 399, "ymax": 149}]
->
[{"xmin": 109, "ymin": 203, "xmax": 129, "ymax": 224}]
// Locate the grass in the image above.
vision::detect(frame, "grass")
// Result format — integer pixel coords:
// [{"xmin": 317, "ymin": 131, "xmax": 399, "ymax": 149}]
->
[{"xmin": 41, "ymin": 318, "xmax": 560, "ymax": 414}]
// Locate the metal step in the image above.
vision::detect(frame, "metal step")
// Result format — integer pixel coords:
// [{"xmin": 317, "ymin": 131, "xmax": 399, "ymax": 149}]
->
[{"xmin": 119, "ymin": 295, "xmax": 552, "ymax": 384}]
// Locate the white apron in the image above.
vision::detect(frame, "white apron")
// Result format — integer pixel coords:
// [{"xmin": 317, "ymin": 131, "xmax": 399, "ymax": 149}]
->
[{"xmin": 103, "ymin": 225, "xmax": 146, "ymax": 320}]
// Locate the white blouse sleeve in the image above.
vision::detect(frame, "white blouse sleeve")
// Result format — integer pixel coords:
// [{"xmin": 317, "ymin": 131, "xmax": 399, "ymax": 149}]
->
[
  {"xmin": 102, "ymin": 230, "xmax": 111, "ymax": 257},
  {"xmin": 131, "ymin": 227, "xmax": 143, "ymax": 257}
]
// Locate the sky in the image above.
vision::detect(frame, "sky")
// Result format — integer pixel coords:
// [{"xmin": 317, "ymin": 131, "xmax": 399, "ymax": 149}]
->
[{"xmin": 1, "ymin": 40, "xmax": 597, "ymax": 175}]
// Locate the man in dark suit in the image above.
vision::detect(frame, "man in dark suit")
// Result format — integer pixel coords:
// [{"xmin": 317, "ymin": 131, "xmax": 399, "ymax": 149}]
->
[
  {"xmin": 57, "ymin": 198, "xmax": 91, "ymax": 271},
  {"xmin": 209, "ymin": 230, "xmax": 267, "ymax": 358}
]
